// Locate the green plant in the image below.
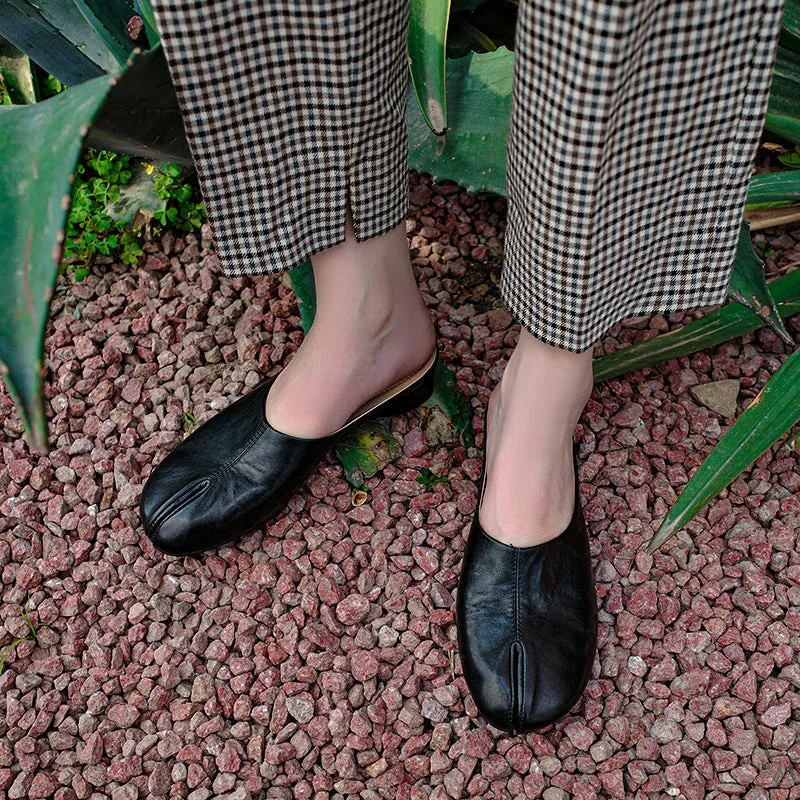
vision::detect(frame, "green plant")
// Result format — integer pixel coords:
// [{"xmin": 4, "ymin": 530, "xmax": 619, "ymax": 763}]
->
[
  {"xmin": 64, "ymin": 148, "xmax": 139, "ymax": 275},
  {"xmin": 417, "ymin": 467, "xmax": 449, "ymax": 491},
  {"xmin": 592, "ymin": 266, "xmax": 800, "ymax": 553},
  {"xmin": 62, "ymin": 149, "xmax": 205, "ymax": 279},
  {"xmin": 150, "ymin": 162, "xmax": 205, "ymax": 230},
  {"xmin": 0, "ymin": 595, "xmax": 54, "ymax": 677}
]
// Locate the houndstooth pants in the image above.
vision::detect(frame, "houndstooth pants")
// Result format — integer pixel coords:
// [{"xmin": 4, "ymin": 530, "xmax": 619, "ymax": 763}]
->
[{"xmin": 151, "ymin": 0, "xmax": 786, "ymax": 353}]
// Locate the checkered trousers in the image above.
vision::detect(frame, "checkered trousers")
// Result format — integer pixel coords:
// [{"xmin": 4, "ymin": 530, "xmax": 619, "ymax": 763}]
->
[{"xmin": 151, "ymin": 0, "xmax": 786, "ymax": 353}]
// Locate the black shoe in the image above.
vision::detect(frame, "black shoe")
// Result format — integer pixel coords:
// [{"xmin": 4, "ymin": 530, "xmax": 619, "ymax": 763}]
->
[
  {"xmin": 139, "ymin": 348, "xmax": 438, "ymax": 556},
  {"xmin": 455, "ymin": 440, "xmax": 598, "ymax": 734}
]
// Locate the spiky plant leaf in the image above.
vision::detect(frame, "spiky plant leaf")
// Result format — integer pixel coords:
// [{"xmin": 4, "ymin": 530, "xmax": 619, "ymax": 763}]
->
[
  {"xmin": 407, "ymin": 45, "xmax": 512, "ymax": 195},
  {"xmin": 73, "ymin": 0, "xmax": 136, "ymax": 67},
  {"xmin": 746, "ymin": 168, "xmax": 800, "ymax": 204},
  {"xmin": 0, "ymin": 73, "xmax": 115, "ymax": 450},
  {"xmin": 0, "ymin": 0, "xmax": 123, "ymax": 83},
  {"xmin": 647, "ymin": 345, "xmax": 800, "ymax": 552},
  {"xmin": 408, "ymin": 0, "xmax": 450, "ymax": 135},
  {"xmin": 134, "ymin": 0, "xmax": 160, "ymax": 48},
  {"xmin": 764, "ymin": 43, "xmax": 800, "ymax": 144},
  {"xmin": 726, "ymin": 220, "xmax": 792, "ymax": 344},
  {"xmin": 592, "ymin": 269, "xmax": 800, "ymax": 382}
]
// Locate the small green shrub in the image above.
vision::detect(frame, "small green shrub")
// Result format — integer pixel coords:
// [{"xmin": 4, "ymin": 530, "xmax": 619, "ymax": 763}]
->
[
  {"xmin": 62, "ymin": 149, "xmax": 206, "ymax": 280},
  {"xmin": 151, "ymin": 162, "xmax": 205, "ymax": 230}
]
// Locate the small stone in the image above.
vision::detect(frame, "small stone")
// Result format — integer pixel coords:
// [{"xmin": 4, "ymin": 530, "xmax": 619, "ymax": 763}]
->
[
  {"xmin": 610, "ymin": 402, "xmax": 643, "ymax": 427},
  {"xmin": 412, "ymin": 546, "xmax": 439, "ymax": 575},
  {"xmin": 589, "ymin": 740, "xmax": 614, "ymax": 763},
  {"xmin": 121, "ymin": 379, "xmax": 143, "ymax": 404},
  {"xmin": 650, "ymin": 716, "xmax": 681, "ymax": 744},
  {"xmin": 729, "ymin": 729, "xmax": 758, "ymax": 757},
  {"xmin": 564, "ymin": 721, "xmax": 595, "ymax": 750},
  {"xmin": 351, "ymin": 650, "xmax": 379, "ymax": 682},
  {"xmin": 689, "ymin": 379, "xmax": 740, "ymax": 418},
  {"xmin": 29, "ymin": 774, "xmax": 59, "ymax": 799},
  {"xmin": 629, "ymin": 582, "xmax": 658, "ymax": 618},
  {"xmin": 286, "ymin": 694, "xmax": 315, "ymax": 725},
  {"xmin": 761, "ymin": 703, "xmax": 791, "ymax": 728},
  {"xmin": 335, "ymin": 594, "xmax": 370, "ymax": 625}
]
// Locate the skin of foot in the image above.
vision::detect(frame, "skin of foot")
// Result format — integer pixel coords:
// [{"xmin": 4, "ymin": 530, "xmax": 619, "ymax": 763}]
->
[
  {"xmin": 265, "ymin": 201, "xmax": 437, "ymax": 439},
  {"xmin": 479, "ymin": 328, "xmax": 595, "ymax": 548}
]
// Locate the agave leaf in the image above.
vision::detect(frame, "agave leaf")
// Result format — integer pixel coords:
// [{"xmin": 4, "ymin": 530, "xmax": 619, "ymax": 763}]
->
[
  {"xmin": 0, "ymin": 0, "xmax": 121, "ymax": 83},
  {"xmin": 134, "ymin": 0, "xmax": 160, "ymax": 48},
  {"xmin": 73, "ymin": 0, "xmax": 136, "ymax": 67},
  {"xmin": 334, "ymin": 420, "xmax": 402, "ymax": 488},
  {"xmin": 778, "ymin": 0, "xmax": 800, "ymax": 53},
  {"xmin": 746, "ymin": 168, "xmax": 800, "ymax": 204},
  {"xmin": 408, "ymin": 0, "xmax": 450, "ymax": 135},
  {"xmin": 407, "ymin": 46, "xmax": 513, "ymax": 195},
  {"xmin": 0, "ymin": 72, "xmax": 116, "ymax": 451},
  {"xmin": 726, "ymin": 219, "xmax": 792, "ymax": 344},
  {"xmin": 287, "ymin": 261, "xmax": 316, "ymax": 334},
  {"xmin": 592, "ymin": 268, "xmax": 800, "ymax": 382},
  {"xmin": 764, "ymin": 46, "xmax": 800, "ymax": 145},
  {"xmin": 647, "ymin": 345, "xmax": 800, "ymax": 552}
]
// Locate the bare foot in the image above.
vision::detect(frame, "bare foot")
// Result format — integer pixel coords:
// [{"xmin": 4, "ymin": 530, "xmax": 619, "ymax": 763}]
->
[
  {"xmin": 265, "ymin": 208, "xmax": 436, "ymax": 438},
  {"xmin": 479, "ymin": 328, "xmax": 594, "ymax": 547}
]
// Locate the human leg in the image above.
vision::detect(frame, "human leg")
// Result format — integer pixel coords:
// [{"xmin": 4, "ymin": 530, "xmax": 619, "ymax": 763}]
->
[
  {"xmin": 150, "ymin": 0, "xmax": 435, "ymax": 438},
  {"xmin": 141, "ymin": 0, "xmax": 437, "ymax": 553},
  {"xmin": 483, "ymin": 0, "xmax": 787, "ymax": 548},
  {"xmin": 458, "ymin": 0, "xmax": 787, "ymax": 733}
]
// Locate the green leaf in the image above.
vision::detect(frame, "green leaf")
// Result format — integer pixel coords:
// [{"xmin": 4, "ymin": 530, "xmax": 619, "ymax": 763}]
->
[
  {"xmin": 73, "ymin": 0, "xmax": 136, "ymax": 68},
  {"xmin": 334, "ymin": 420, "xmax": 402, "ymax": 488},
  {"xmin": 408, "ymin": 0, "xmax": 449, "ymax": 135},
  {"xmin": 726, "ymin": 220, "xmax": 792, "ymax": 345},
  {"xmin": 407, "ymin": 46, "xmax": 512, "ymax": 196},
  {"xmin": 134, "ymin": 0, "xmax": 161, "ymax": 48},
  {"xmin": 647, "ymin": 345, "xmax": 800, "ymax": 553},
  {"xmin": 425, "ymin": 357, "xmax": 475, "ymax": 448},
  {"xmin": 746, "ymin": 168, "xmax": 800, "ymax": 204},
  {"xmin": 84, "ymin": 45, "xmax": 192, "ymax": 165},
  {"xmin": 288, "ymin": 261, "xmax": 317, "ymax": 334},
  {"xmin": 0, "ymin": 0, "xmax": 122, "ymax": 84},
  {"xmin": 592, "ymin": 268, "xmax": 800, "ymax": 382},
  {"xmin": 0, "ymin": 71, "xmax": 117, "ymax": 451},
  {"xmin": 778, "ymin": 1, "xmax": 800, "ymax": 55},
  {"xmin": 764, "ymin": 43, "xmax": 800, "ymax": 144}
]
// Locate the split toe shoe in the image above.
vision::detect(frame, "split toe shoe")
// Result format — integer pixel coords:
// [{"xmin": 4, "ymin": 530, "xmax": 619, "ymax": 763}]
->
[
  {"xmin": 140, "ymin": 348, "xmax": 438, "ymax": 556},
  {"xmin": 456, "ymin": 441, "xmax": 598, "ymax": 734}
]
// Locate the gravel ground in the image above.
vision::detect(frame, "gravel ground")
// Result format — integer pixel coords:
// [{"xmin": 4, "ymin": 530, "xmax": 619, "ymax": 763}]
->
[{"xmin": 1, "ymin": 162, "xmax": 799, "ymax": 800}]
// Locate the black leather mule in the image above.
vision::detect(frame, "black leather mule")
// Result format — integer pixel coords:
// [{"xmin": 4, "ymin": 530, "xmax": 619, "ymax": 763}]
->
[
  {"xmin": 455, "ymin": 440, "xmax": 598, "ymax": 734},
  {"xmin": 140, "ymin": 348, "xmax": 438, "ymax": 556}
]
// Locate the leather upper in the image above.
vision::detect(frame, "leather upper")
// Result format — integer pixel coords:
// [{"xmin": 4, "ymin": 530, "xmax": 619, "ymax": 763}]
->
[
  {"xmin": 139, "ymin": 378, "xmax": 332, "ymax": 555},
  {"xmin": 456, "ymin": 449, "xmax": 598, "ymax": 733}
]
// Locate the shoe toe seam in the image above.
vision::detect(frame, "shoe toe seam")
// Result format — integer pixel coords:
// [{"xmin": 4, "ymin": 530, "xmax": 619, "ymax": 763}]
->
[{"xmin": 147, "ymin": 477, "xmax": 212, "ymax": 536}]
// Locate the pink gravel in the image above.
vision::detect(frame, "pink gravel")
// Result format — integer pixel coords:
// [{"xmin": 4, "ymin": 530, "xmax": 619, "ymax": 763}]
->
[{"xmin": 1, "ymin": 159, "xmax": 799, "ymax": 799}]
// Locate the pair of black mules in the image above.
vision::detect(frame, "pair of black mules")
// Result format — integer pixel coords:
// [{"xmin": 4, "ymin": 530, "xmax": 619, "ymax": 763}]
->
[{"xmin": 139, "ymin": 348, "xmax": 597, "ymax": 733}]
